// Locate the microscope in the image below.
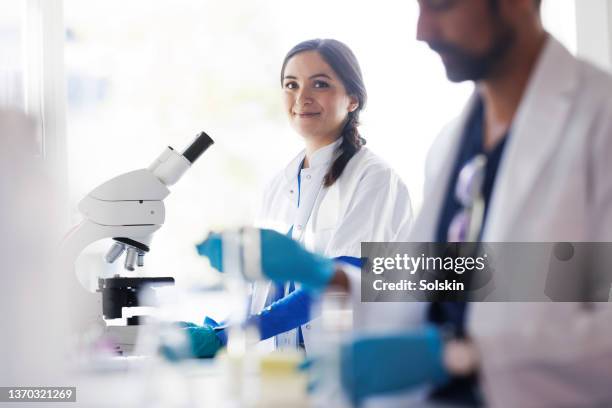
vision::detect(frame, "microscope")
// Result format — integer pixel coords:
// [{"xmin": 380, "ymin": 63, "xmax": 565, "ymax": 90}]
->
[{"xmin": 61, "ymin": 131, "xmax": 213, "ymax": 355}]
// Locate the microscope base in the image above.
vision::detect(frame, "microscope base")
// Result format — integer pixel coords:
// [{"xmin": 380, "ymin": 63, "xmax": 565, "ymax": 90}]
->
[{"xmin": 104, "ymin": 325, "xmax": 140, "ymax": 356}]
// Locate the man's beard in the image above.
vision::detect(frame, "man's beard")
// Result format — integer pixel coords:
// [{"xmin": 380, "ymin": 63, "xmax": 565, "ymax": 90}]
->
[{"xmin": 427, "ymin": 19, "xmax": 516, "ymax": 82}]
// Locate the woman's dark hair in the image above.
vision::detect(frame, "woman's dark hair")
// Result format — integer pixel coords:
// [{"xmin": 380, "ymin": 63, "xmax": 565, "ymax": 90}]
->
[{"xmin": 280, "ymin": 39, "xmax": 367, "ymax": 187}]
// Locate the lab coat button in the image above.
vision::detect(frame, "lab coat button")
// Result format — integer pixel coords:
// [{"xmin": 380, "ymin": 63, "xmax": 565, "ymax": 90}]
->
[
  {"xmin": 305, "ymin": 324, "xmax": 311, "ymax": 330},
  {"xmin": 306, "ymin": 175, "xmax": 311, "ymax": 180},
  {"xmin": 296, "ymin": 225, "xmax": 303, "ymax": 230},
  {"xmin": 290, "ymin": 189, "xmax": 294, "ymax": 194}
]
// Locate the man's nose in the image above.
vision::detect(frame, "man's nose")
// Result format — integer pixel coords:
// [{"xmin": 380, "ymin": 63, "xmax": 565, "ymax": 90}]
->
[{"xmin": 416, "ymin": 9, "xmax": 438, "ymax": 43}]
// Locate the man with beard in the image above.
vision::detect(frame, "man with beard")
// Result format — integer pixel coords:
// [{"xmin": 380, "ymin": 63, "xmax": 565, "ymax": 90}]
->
[
  {"xmin": 197, "ymin": 0, "xmax": 612, "ymax": 406},
  {"xmin": 343, "ymin": 0, "xmax": 612, "ymax": 405},
  {"xmin": 410, "ymin": 1, "xmax": 612, "ymax": 405}
]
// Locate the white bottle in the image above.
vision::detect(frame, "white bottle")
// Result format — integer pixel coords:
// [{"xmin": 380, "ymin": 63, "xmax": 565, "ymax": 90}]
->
[
  {"xmin": 218, "ymin": 228, "xmax": 262, "ymax": 407},
  {"xmin": 308, "ymin": 291, "xmax": 353, "ymax": 408}
]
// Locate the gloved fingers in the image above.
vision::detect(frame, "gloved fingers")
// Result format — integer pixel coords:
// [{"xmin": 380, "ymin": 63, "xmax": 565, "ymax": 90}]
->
[
  {"xmin": 195, "ymin": 232, "xmax": 223, "ymax": 272},
  {"xmin": 340, "ymin": 328, "xmax": 450, "ymax": 404},
  {"xmin": 185, "ymin": 326, "xmax": 223, "ymax": 359},
  {"xmin": 159, "ymin": 324, "xmax": 223, "ymax": 361},
  {"xmin": 259, "ymin": 229, "xmax": 335, "ymax": 291},
  {"xmin": 175, "ymin": 321, "xmax": 198, "ymax": 328},
  {"xmin": 203, "ymin": 316, "xmax": 220, "ymax": 327},
  {"xmin": 158, "ymin": 324, "xmax": 195, "ymax": 362}
]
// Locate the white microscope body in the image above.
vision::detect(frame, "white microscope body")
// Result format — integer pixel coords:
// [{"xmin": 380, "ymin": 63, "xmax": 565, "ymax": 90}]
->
[{"xmin": 61, "ymin": 132, "xmax": 213, "ymax": 352}]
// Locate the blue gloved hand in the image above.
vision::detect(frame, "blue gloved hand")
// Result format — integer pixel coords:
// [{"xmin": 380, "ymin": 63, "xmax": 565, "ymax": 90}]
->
[
  {"xmin": 196, "ymin": 228, "xmax": 336, "ymax": 291},
  {"xmin": 183, "ymin": 324, "xmax": 222, "ymax": 358},
  {"xmin": 160, "ymin": 317, "xmax": 224, "ymax": 360},
  {"xmin": 202, "ymin": 316, "xmax": 228, "ymax": 346},
  {"xmin": 341, "ymin": 326, "xmax": 449, "ymax": 405},
  {"xmin": 196, "ymin": 232, "xmax": 223, "ymax": 271}
]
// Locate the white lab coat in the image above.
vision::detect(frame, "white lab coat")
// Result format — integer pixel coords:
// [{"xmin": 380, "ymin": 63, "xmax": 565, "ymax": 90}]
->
[
  {"xmin": 407, "ymin": 36, "xmax": 612, "ymax": 407},
  {"xmin": 256, "ymin": 138, "xmax": 421, "ymax": 352}
]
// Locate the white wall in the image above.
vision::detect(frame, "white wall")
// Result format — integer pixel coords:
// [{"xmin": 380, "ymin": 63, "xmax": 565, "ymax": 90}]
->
[{"xmin": 575, "ymin": 0, "xmax": 612, "ymax": 71}]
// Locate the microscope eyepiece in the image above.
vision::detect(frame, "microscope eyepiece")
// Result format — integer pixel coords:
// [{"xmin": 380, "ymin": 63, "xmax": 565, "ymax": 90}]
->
[{"xmin": 182, "ymin": 131, "xmax": 214, "ymax": 164}]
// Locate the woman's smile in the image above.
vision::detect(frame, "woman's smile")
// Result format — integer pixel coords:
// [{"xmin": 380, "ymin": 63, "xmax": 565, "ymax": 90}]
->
[{"xmin": 294, "ymin": 111, "xmax": 321, "ymax": 118}]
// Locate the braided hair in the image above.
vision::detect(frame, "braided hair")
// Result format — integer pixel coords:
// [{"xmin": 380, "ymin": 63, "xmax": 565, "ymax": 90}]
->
[{"xmin": 280, "ymin": 39, "xmax": 367, "ymax": 187}]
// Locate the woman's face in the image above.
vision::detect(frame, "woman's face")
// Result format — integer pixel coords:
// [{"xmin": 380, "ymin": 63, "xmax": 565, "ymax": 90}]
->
[{"xmin": 282, "ymin": 50, "xmax": 358, "ymax": 142}]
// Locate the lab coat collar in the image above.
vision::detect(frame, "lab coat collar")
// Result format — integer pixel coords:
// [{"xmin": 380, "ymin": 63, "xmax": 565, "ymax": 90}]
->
[
  {"xmin": 483, "ymin": 35, "xmax": 579, "ymax": 239},
  {"xmin": 308, "ymin": 137, "xmax": 343, "ymax": 169},
  {"xmin": 410, "ymin": 93, "xmax": 480, "ymax": 241},
  {"xmin": 284, "ymin": 137, "xmax": 343, "ymax": 181}
]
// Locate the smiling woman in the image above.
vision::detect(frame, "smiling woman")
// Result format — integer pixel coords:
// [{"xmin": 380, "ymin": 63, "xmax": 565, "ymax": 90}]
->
[
  {"xmin": 179, "ymin": 38, "xmax": 420, "ymax": 357},
  {"xmin": 281, "ymin": 40, "xmax": 365, "ymax": 183},
  {"xmin": 242, "ymin": 38, "xmax": 420, "ymax": 353}
]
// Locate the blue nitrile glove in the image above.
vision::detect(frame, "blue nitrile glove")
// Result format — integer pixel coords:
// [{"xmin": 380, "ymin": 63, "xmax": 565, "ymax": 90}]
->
[
  {"xmin": 196, "ymin": 229, "xmax": 335, "ymax": 291},
  {"xmin": 182, "ymin": 324, "xmax": 222, "ymax": 358},
  {"xmin": 247, "ymin": 288, "xmax": 315, "ymax": 340},
  {"xmin": 260, "ymin": 229, "xmax": 335, "ymax": 291},
  {"xmin": 341, "ymin": 326, "xmax": 449, "ymax": 405},
  {"xmin": 160, "ymin": 318, "xmax": 224, "ymax": 360},
  {"xmin": 203, "ymin": 316, "xmax": 228, "ymax": 346},
  {"xmin": 196, "ymin": 232, "xmax": 223, "ymax": 271}
]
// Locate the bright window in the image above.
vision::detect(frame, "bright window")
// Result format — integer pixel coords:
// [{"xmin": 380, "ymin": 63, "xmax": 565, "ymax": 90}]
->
[{"xmin": 0, "ymin": 0, "xmax": 25, "ymax": 110}]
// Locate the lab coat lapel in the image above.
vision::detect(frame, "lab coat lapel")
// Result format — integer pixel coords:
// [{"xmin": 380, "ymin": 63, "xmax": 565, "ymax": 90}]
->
[
  {"xmin": 283, "ymin": 150, "xmax": 304, "ymax": 206},
  {"xmin": 410, "ymin": 94, "xmax": 479, "ymax": 241},
  {"xmin": 483, "ymin": 38, "xmax": 579, "ymax": 240}
]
